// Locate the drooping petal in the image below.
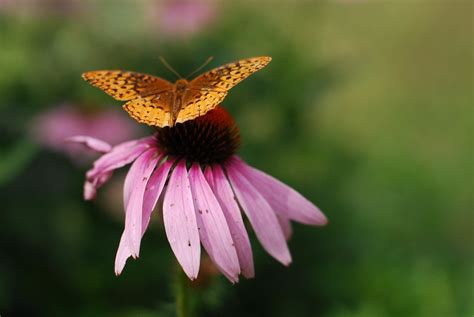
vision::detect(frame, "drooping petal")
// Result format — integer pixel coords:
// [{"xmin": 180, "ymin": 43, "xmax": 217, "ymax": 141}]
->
[
  {"xmin": 206, "ymin": 165, "xmax": 254, "ymax": 279},
  {"xmin": 65, "ymin": 135, "xmax": 112, "ymax": 153},
  {"xmin": 115, "ymin": 232, "xmax": 132, "ymax": 275},
  {"xmin": 189, "ymin": 164, "xmax": 240, "ymax": 283},
  {"xmin": 142, "ymin": 158, "xmax": 173, "ymax": 233},
  {"xmin": 232, "ymin": 156, "xmax": 327, "ymax": 226},
  {"xmin": 226, "ymin": 163, "xmax": 292, "ymax": 266},
  {"xmin": 116, "ymin": 185, "xmax": 166, "ymax": 275},
  {"xmin": 163, "ymin": 160, "xmax": 201, "ymax": 280},
  {"xmin": 87, "ymin": 136, "xmax": 155, "ymax": 180},
  {"xmin": 115, "ymin": 154, "xmax": 168, "ymax": 274},
  {"xmin": 83, "ymin": 137, "xmax": 156, "ymax": 200},
  {"xmin": 84, "ymin": 181, "xmax": 96, "ymax": 200},
  {"xmin": 122, "ymin": 148, "xmax": 160, "ymax": 257},
  {"xmin": 277, "ymin": 215, "xmax": 293, "ymax": 241},
  {"xmin": 83, "ymin": 171, "xmax": 113, "ymax": 200}
]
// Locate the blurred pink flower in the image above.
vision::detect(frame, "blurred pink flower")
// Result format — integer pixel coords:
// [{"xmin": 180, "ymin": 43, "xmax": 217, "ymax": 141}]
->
[
  {"xmin": 71, "ymin": 106, "xmax": 327, "ymax": 282},
  {"xmin": 150, "ymin": 0, "xmax": 217, "ymax": 38},
  {"xmin": 31, "ymin": 105, "xmax": 139, "ymax": 161}
]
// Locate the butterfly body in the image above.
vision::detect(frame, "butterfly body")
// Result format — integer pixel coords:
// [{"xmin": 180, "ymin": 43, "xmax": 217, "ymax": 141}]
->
[
  {"xmin": 82, "ymin": 56, "xmax": 271, "ymax": 127},
  {"xmin": 171, "ymin": 79, "xmax": 189, "ymax": 123}
]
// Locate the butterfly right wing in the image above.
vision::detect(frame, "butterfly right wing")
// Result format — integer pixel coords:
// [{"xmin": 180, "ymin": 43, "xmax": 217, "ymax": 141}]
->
[
  {"xmin": 175, "ymin": 89, "xmax": 227, "ymax": 124},
  {"xmin": 175, "ymin": 56, "xmax": 271, "ymax": 124},
  {"xmin": 82, "ymin": 70, "xmax": 173, "ymax": 101},
  {"xmin": 123, "ymin": 92, "xmax": 174, "ymax": 127},
  {"xmin": 189, "ymin": 56, "xmax": 272, "ymax": 92}
]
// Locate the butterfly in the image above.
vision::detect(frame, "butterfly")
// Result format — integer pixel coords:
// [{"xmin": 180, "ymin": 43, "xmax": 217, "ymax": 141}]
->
[{"xmin": 82, "ymin": 56, "xmax": 272, "ymax": 128}]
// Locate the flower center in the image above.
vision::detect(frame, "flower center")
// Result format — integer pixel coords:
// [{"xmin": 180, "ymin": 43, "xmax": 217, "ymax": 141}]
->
[{"xmin": 155, "ymin": 106, "xmax": 241, "ymax": 164}]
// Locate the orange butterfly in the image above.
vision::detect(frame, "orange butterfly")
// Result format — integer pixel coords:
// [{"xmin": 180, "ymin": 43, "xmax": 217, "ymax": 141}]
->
[{"xmin": 82, "ymin": 56, "xmax": 272, "ymax": 128}]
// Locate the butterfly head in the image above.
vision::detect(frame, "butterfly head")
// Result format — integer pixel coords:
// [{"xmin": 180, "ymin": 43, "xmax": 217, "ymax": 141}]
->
[{"xmin": 175, "ymin": 79, "xmax": 189, "ymax": 91}]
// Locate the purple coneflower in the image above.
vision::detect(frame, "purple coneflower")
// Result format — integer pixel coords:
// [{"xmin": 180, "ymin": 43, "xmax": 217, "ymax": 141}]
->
[{"xmin": 71, "ymin": 106, "xmax": 327, "ymax": 282}]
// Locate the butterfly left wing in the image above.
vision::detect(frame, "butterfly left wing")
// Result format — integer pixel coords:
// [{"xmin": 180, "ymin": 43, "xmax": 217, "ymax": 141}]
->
[
  {"xmin": 82, "ymin": 70, "xmax": 173, "ymax": 101},
  {"xmin": 123, "ymin": 92, "xmax": 174, "ymax": 127},
  {"xmin": 83, "ymin": 70, "xmax": 175, "ymax": 127},
  {"xmin": 176, "ymin": 56, "xmax": 272, "ymax": 124}
]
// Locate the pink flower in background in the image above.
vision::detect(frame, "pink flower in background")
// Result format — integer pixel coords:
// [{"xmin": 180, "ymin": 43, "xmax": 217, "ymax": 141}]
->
[
  {"xmin": 150, "ymin": 0, "xmax": 217, "ymax": 38},
  {"xmin": 31, "ymin": 105, "xmax": 139, "ymax": 162},
  {"xmin": 71, "ymin": 106, "xmax": 327, "ymax": 282}
]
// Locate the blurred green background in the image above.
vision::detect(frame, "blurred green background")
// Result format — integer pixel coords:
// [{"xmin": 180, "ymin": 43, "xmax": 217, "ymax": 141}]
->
[{"xmin": 0, "ymin": 1, "xmax": 472, "ymax": 316}]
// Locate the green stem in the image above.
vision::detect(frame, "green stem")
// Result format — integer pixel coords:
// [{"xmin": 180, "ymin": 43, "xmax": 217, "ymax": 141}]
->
[{"xmin": 175, "ymin": 264, "xmax": 189, "ymax": 317}]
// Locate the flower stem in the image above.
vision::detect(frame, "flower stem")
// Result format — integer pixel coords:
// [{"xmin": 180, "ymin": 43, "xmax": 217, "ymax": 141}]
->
[{"xmin": 175, "ymin": 264, "xmax": 189, "ymax": 317}]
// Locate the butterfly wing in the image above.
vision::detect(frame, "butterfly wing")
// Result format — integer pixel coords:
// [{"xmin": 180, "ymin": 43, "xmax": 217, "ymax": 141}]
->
[
  {"xmin": 123, "ymin": 92, "xmax": 174, "ymax": 127},
  {"xmin": 176, "ymin": 56, "xmax": 272, "ymax": 124},
  {"xmin": 82, "ymin": 70, "xmax": 173, "ymax": 101},
  {"xmin": 176, "ymin": 89, "xmax": 227, "ymax": 124},
  {"xmin": 189, "ymin": 56, "xmax": 272, "ymax": 91},
  {"xmin": 83, "ymin": 70, "xmax": 175, "ymax": 127}
]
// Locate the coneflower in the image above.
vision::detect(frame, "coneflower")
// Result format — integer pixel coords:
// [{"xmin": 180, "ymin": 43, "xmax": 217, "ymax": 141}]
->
[{"xmin": 70, "ymin": 106, "xmax": 327, "ymax": 283}]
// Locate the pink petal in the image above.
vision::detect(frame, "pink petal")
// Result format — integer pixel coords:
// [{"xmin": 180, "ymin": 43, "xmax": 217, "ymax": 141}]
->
[
  {"xmin": 189, "ymin": 164, "xmax": 240, "ymax": 283},
  {"xmin": 226, "ymin": 163, "xmax": 292, "ymax": 266},
  {"xmin": 277, "ymin": 215, "xmax": 293, "ymax": 241},
  {"xmin": 83, "ymin": 171, "xmax": 112, "ymax": 200},
  {"xmin": 65, "ymin": 135, "xmax": 112, "ymax": 153},
  {"xmin": 206, "ymin": 165, "xmax": 255, "ymax": 279},
  {"xmin": 122, "ymin": 149, "xmax": 160, "ymax": 257},
  {"xmin": 115, "ymin": 232, "xmax": 132, "ymax": 275},
  {"xmin": 233, "ymin": 156, "xmax": 327, "ymax": 226},
  {"xmin": 163, "ymin": 160, "xmax": 201, "ymax": 280},
  {"xmin": 87, "ymin": 136, "xmax": 155, "ymax": 180},
  {"xmin": 142, "ymin": 158, "xmax": 173, "ymax": 233},
  {"xmin": 83, "ymin": 137, "xmax": 155, "ymax": 199},
  {"xmin": 84, "ymin": 181, "xmax": 96, "ymax": 200},
  {"xmin": 115, "ymin": 154, "xmax": 168, "ymax": 275}
]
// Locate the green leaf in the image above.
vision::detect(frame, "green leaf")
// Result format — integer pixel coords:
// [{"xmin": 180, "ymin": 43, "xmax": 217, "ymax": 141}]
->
[{"xmin": 0, "ymin": 138, "xmax": 39, "ymax": 186}]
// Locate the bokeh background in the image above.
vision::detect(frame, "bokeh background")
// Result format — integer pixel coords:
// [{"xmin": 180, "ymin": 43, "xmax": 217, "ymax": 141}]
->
[{"xmin": 0, "ymin": 1, "xmax": 472, "ymax": 316}]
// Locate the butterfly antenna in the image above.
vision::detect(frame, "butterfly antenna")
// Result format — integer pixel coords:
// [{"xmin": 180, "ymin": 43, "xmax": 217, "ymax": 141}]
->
[
  {"xmin": 159, "ymin": 56, "xmax": 183, "ymax": 79},
  {"xmin": 186, "ymin": 56, "xmax": 214, "ymax": 79}
]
